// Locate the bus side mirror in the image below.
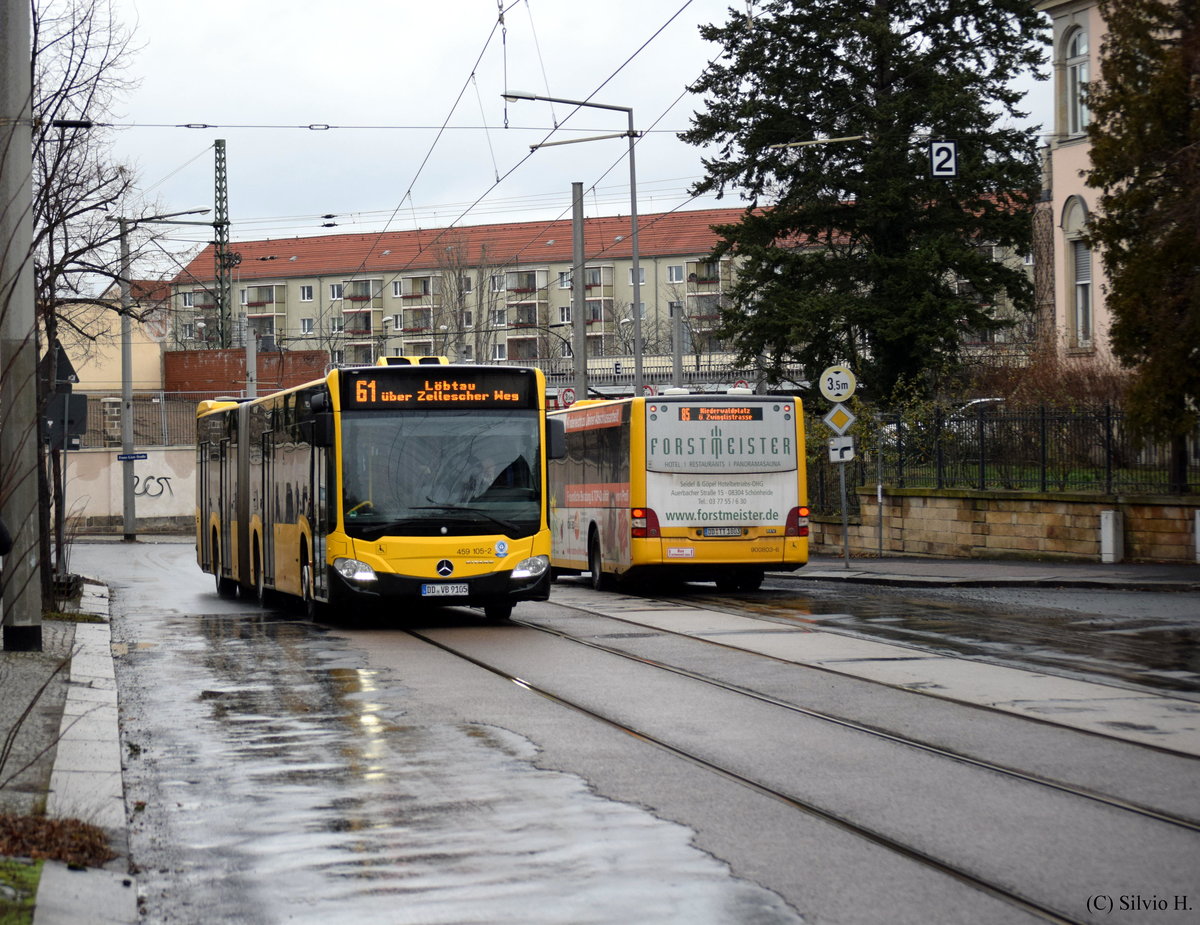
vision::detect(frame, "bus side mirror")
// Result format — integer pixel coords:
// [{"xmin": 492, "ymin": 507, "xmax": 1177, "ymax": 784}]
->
[
  {"xmin": 547, "ymin": 417, "xmax": 567, "ymax": 460},
  {"xmin": 313, "ymin": 412, "xmax": 334, "ymax": 448}
]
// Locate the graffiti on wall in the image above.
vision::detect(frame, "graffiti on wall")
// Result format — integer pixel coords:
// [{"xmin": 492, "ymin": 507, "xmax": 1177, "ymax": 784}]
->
[{"xmin": 133, "ymin": 475, "xmax": 174, "ymax": 497}]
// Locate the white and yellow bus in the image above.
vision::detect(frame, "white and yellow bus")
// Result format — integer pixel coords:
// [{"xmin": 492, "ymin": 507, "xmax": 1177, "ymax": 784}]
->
[
  {"xmin": 197, "ymin": 363, "xmax": 565, "ymax": 620},
  {"xmin": 548, "ymin": 392, "xmax": 809, "ymax": 591}
]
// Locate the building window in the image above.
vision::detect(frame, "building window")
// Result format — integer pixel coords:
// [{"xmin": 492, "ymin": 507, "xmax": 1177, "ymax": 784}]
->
[
  {"xmin": 1072, "ymin": 240, "xmax": 1092, "ymax": 346},
  {"xmin": 667, "ymin": 265, "xmax": 684, "ymax": 284},
  {"xmin": 460, "ymin": 275, "xmax": 472, "ymax": 294},
  {"xmin": 392, "ymin": 280, "xmax": 403, "ymax": 297},
  {"xmin": 558, "ymin": 305, "xmax": 571, "ymax": 324},
  {"xmin": 299, "ymin": 285, "xmax": 313, "ymax": 302},
  {"xmin": 559, "ymin": 339, "xmax": 573, "ymax": 359},
  {"xmin": 628, "ymin": 267, "xmax": 645, "ymax": 286},
  {"xmin": 490, "ymin": 275, "xmax": 505, "ymax": 292},
  {"xmin": 461, "ymin": 310, "xmax": 473, "ymax": 327},
  {"xmin": 330, "ymin": 283, "xmax": 343, "ymax": 301},
  {"xmin": 668, "ymin": 300, "xmax": 683, "ymax": 318},
  {"xmin": 239, "ymin": 289, "xmax": 248, "ymax": 305},
  {"xmin": 181, "ymin": 322, "xmax": 195, "ymax": 340},
  {"xmin": 558, "ymin": 272, "xmax": 572, "ymax": 289},
  {"xmin": 331, "ymin": 317, "xmax": 345, "ymax": 333},
  {"xmin": 182, "ymin": 292, "xmax": 194, "ymax": 308},
  {"xmin": 300, "ymin": 318, "xmax": 314, "ymax": 335},
  {"xmin": 491, "ymin": 342, "xmax": 507, "ymax": 361},
  {"xmin": 491, "ymin": 308, "xmax": 507, "ymax": 327},
  {"xmin": 584, "ymin": 267, "xmax": 603, "ymax": 287},
  {"xmin": 331, "ymin": 349, "xmax": 344, "ymax": 365},
  {"xmin": 1066, "ymin": 28, "xmax": 1089, "ymax": 136}
]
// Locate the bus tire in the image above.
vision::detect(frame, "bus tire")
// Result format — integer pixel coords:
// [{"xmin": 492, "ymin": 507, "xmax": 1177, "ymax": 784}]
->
[
  {"xmin": 588, "ymin": 531, "xmax": 614, "ymax": 592},
  {"xmin": 483, "ymin": 600, "xmax": 513, "ymax": 621},
  {"xmin": 301, "ymin": 546, "xmax": 323, "ymax": 620},
  {"xmin": 213, "ymin": 530, "xmax": 238, "ymax": 598}
]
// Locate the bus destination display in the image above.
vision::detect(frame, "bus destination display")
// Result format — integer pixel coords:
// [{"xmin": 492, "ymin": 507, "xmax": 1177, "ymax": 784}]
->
[
  {"xmin": 344, "ymin": 370, "xmax": 536, "ymax": 409},
  {"xmin": 678, "ymin": 406, "xmax": 764, "ymax": 423}
]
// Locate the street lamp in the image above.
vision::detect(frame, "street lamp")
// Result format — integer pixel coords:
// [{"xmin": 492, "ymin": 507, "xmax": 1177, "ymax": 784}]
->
[
  {"xmin": 106, "ymin": 208, "xmax": 210, "ymax": 541},
  {"xmin": 502, "ymin": 91, "xmax": 644, "ymax": 395}
]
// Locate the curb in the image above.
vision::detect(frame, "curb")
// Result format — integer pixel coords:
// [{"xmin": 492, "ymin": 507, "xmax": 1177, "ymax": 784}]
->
[{"xmin": 34, "ymin": 583, "xmax": 136, "ymax": 925}]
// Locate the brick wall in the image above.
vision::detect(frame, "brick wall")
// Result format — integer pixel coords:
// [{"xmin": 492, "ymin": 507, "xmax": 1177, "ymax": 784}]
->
[
  {"xmin": 811, "ymin": 489, "xmax": 1200, "ymax": 564},
  {"xmin": 163, "ymin": 349, "xmax": 329, "ymax": 395}
]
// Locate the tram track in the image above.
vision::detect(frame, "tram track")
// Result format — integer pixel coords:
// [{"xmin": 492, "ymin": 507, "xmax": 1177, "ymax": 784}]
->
[
  {"xmin": 507, "ymin": 611, "xmax": 1200, "ymax": 834},
  {"xmin": 398, "ymin": 591, "xmax": 1200, "ymax": 925},
  {"xmin": 404, "ymin": 624, "xmax": 1091, "ymax": 925}
]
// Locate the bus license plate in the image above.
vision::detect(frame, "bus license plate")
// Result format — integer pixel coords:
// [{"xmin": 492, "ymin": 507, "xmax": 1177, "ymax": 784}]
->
[
  {"xmin": 703, "ymin": 526, "xmax": 743, "ymax": 537},
  {"xmin": 421, "ymin": 583, "xmax": 469, "ymax": 597}
]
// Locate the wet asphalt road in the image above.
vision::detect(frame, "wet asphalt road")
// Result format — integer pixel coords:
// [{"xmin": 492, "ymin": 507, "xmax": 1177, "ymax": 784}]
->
[{"xmin": 71, "ymin": 541, "xmax": 1200, "ymax": 924}]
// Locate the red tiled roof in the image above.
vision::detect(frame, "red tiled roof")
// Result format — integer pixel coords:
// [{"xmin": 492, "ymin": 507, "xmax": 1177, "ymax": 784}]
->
[{"xmin": 172, "ymin": 207, "xmax": 747, "ymax": 286}]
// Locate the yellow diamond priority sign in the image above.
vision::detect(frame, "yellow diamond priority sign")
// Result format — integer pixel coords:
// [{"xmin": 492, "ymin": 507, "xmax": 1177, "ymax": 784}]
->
[{"xmin": 823, "ymin": 404, "xmax": 856, "ymax": 436}]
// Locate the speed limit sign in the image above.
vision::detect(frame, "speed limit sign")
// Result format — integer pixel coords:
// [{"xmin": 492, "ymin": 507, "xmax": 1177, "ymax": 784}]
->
[
  {"xmin": 819, "ymin": 366, "xmax": 857, "ymax": 403},
  {"xmin": 560, "ymin": 387, "xmax": 576, "ymax": 407}
]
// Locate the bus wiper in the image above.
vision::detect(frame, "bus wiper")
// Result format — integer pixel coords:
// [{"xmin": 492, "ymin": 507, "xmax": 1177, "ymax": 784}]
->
[{"xmin": 413, "ymin": 503, "xmax": 522, "ymax": 536}]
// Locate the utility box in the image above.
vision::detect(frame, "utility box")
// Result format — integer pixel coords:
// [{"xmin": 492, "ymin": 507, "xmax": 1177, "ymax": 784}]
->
[{"xmin": 1100, "ymin": 510, "xmax": 1124, "ymax": 564}]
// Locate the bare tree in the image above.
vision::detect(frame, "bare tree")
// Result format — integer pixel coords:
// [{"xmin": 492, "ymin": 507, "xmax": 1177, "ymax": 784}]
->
[{"xmin": 31, "ymin": 0, "xmax": 139, "ymax": 590}]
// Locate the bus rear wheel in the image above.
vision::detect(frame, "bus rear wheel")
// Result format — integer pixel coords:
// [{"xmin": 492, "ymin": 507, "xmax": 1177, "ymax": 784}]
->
[{"xmin": 588, "ymin": 532, "xmax": 614, "ymax": 592}]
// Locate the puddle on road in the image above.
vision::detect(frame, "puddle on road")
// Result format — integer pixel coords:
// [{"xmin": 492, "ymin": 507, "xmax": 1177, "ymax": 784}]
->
[{"xmin": 119, "ymin": 610, "xmax": 801, "ymax": 924}]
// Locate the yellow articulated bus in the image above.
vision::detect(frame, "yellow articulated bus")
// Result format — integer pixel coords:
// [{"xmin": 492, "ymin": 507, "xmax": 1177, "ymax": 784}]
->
[
  {"xmin": 196, "ymin": 363, "xmax": 565, "ymax": 621},
  {"xmin": 548, "ymin": 392, "xmax": 809, "ymax": 592}
]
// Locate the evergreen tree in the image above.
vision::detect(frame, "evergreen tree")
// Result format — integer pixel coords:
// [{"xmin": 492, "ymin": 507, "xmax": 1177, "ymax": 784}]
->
[
  {"xmin": 681, "ymin": 0, "xmax": 1046, "ymax": 402},
  {"xmin": 1085, "ymin": 0, "xmax": 1199, "ymax": 466}
]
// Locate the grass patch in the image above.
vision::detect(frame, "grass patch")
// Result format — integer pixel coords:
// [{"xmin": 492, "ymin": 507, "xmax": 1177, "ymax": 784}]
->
[{"xmin": 0, "ymin": 857, "xmax": 42, "ymax": 925}]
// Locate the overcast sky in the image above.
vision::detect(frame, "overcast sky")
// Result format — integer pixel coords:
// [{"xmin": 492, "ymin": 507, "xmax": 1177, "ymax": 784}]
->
[{"xmin": 106, "ymin": 0, "xmax": 1053, "ymax": 257}]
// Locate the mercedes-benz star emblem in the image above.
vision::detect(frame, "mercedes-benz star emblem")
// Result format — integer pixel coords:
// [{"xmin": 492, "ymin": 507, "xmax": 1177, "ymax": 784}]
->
[{"xmin": 436, "ymin": 560, "xmax": 454, "ymax": 577}]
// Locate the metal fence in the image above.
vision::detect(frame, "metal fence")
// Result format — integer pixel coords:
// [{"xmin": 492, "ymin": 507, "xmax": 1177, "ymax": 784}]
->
[
  {"xmin": 807, "ymin": 405, "xmax": 1200, "ymax": 517},
  {"xmin": 74, "ymin": 391, "xmax": 232, "ymax": 450}
]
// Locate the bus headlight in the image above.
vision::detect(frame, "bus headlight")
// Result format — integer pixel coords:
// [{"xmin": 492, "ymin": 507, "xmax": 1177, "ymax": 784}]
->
[
  {"xmin": 334, "ymin": 557, "xmax": 378, "ymax": 583},
  {"xmin": 511, "ymin": 555, "xmax": 549, "ymax": 580}
]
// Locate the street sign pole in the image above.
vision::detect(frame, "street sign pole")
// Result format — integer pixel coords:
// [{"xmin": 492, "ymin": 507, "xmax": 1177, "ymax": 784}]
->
[{"xmin": 819, "ymin": 366, "xmax": 858, "ymax": 570}]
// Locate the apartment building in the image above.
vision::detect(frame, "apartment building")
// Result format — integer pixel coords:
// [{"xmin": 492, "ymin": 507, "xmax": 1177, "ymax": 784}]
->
[{"xmin": 169, "ymin": 209, "xmax": 743, "ymax": 376}]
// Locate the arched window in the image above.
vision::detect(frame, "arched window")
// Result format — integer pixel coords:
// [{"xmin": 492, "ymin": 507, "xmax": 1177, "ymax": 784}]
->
[
  {"xmin": 1065, "ymin": 28, "xmax": 1089, "ymax": 136},
  {"xmin": 1062, "ymin": 198, "xmax": 1092, "ymax": 348}
]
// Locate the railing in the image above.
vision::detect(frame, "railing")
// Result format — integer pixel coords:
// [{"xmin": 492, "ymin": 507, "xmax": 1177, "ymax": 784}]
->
[{"xmin": 806, "ymin": 405, "xmax": 1200, "ymax": 517}]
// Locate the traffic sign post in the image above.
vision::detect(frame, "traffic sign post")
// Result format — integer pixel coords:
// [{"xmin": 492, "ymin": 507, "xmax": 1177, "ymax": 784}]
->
[{"xmin": 820, "ymin": 365, "xmax": 857, "ymax": 569}]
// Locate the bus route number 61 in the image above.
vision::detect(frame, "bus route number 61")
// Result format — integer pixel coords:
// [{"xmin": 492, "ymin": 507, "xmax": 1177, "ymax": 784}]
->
[{"xmin": 819, "ymin": 366, "xmax": 857, "ymax": 403}]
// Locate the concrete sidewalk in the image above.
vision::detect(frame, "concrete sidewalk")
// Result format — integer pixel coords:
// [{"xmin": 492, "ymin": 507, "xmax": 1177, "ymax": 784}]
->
[{"xmin": 33, "ymin": 582, "xmax": 137, "ymax": 925}]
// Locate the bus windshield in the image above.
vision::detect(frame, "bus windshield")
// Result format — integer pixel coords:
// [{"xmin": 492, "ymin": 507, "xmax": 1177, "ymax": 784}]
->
[{"xmin": 340, "ymin": 408, "xmax": 542, "ymax": 539}]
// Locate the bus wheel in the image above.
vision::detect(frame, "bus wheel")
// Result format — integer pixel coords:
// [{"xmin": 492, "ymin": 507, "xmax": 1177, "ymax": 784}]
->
[
  {"xmin": 714, "ymin": 574, "xmax": 739, "ymax": 593},
  {"xmin": 213, "ymin": 533, "xmax": 238, "ymax": 598},
  {"xmin": 588, "ymin": 532, "xmax": 613, "ymax": 592},
  {"xmin": 483, "ymin": 600, "xmax": 513, "ymax": 621},
  {"xmin": 301, "ymin": 557, "xmax": 323, "ymax": 621}
]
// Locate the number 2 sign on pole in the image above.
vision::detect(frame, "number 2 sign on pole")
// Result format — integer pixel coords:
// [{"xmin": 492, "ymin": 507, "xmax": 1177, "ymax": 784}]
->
[{"xmin": 929, "ymin": 140, "xmax": 958, "ymax": 178}]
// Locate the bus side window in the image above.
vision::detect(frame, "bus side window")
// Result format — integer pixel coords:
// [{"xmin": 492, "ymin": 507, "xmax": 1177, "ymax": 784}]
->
[{"xmin": 547, "ymin": 418, "xmax": 567, "ymax": 460}]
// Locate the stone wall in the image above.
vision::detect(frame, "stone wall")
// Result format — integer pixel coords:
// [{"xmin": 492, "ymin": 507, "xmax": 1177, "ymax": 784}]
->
[{"xmin": 810, "ymin": 488, "xmax": 1200, "ymax": 563}]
